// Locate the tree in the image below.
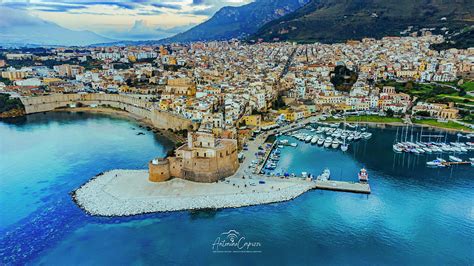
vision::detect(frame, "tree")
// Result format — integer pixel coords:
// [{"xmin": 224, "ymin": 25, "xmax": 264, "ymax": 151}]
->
[{"xmin": 385, "ymin": 109, "xmax": 394, "ymax": 117}]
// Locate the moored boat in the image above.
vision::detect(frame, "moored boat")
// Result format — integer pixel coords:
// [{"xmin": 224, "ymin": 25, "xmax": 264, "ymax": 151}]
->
[
  {"xmin": 358, "ymin": 168, "xmax": 369, "ymax": 183},
  {"xmin": 449, "ymin": 155, "xmax": 462, "ymax": 162}
]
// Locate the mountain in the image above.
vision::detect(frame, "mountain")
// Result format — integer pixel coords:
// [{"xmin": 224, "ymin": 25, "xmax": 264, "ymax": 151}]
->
[
  {"xmin": 252, "ymin": 0, "xmax": 474, "ymax": 43},
  {"xmin": 0, "ymin": 7, "xmax": 114, "ymax": 46},
  {"xmin": 165, "ymin": 0, "xmax": 310, "ymax": 43}
]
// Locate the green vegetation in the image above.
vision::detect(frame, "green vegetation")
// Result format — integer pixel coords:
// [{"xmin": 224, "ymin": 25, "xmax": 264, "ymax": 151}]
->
[
  {"xmin": 413, "ymin": 119, "xmax": 473, "ymax": 132},
  {"xmin": 377, "ymin": 80, "xmax": 473, "ymax": 104},
  {"xmin": 330, "ymin": 66, "xmax": 358, "ymax": 92},
  {"xmin": 326, "ymin": 115, "xmax": 403, "ymax": 123},
  {"xmin": 460, "ymin": 81, "xmax": 474, "ymax": 92},
  {"xmin": 0, "ymin": 93, "xmax": 24, "ymax": 113},
  {"xmin": 253, "ymin": 0, "xmax": 473, "ymax": 43},
  {"xmin": 431, "ymin": 27, "xmax": 474, "ymax": 51},
  {"xmin": 0, "ymin": 77, "xmax": 13, "ymax": 86},
  {"xmin": 271, "ymin": 94, "xmax": 287, "ymax": 110}
]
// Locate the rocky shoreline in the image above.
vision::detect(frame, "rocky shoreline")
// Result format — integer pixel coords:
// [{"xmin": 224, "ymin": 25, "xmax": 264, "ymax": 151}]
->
[{"xmin": 72, "ymin": 170, "xmax": 315, "ymax": 217}]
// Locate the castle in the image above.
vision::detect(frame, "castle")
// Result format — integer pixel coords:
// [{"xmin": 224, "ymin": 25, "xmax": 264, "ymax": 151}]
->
[{"xmin": 149, "ymin": 131, "xmax": 239, "ymax": 183}]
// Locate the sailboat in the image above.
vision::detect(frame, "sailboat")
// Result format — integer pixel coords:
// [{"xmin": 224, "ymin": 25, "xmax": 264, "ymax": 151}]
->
[{"xmin": 341, "ymin": 117, "xmax": 348, "ymax": 152}]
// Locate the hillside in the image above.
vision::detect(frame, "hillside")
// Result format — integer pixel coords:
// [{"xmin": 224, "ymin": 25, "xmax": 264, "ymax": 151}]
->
[
  {"xmin": 252, "ymin": 0, "xmax": 474, "ymax": 43},
  {"xmin": 165, "ymin": 0, "xmax": 310, "ymax": 43}
]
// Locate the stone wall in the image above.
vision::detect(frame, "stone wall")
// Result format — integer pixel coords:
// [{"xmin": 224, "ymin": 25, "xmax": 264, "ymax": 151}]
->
[
  {"xmin": 20, "ymin": 93, "xmax": 195, "ymax": 130},
  {"xmin": 149, "ymin": 159, "xmax": 171, "ymax": 182},
  {"xmin": 149, "ymin": 138, "xmax": 239, "ymax": 183}
]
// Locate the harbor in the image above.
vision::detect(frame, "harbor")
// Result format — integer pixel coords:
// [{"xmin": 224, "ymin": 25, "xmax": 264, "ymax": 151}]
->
[
  {"xmin": 2, "ymin": 113, "xmax": 473, "ymax": 265},
  {"xmin": 391, "ymin": 125, "xmax": 474, "ymax": 168}
]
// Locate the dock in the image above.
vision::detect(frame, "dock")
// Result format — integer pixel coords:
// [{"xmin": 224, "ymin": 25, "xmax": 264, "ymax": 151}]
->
[
  {"xmin": 441, "ymin": 161, "xmax": 473, "ymax": 166},
  {"xmin": 314, "ymin": 180, "xmax": 371, "ymax": 194}
]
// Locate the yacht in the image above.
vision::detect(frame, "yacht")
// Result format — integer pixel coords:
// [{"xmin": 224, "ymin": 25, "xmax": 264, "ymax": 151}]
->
[
  {"xmin": 317, "ymin": 138, "xmax": 325, "ymax": 146},
  {"xmin": 341, "ymin": 143, "xmax": 349, "ymax": 152},
  {"xmin": 317, "ymin": 168, "xmax": 331, "ymax": 181},
  {"xmin": 358, "ymin": 168, "xmax": 369, "ymax": 183},
  {"xmin": 393, "ymin": 144, "xmax": 403, "ymax": 153},
  {"xmin": 449, "ymin": 155, "xmax": 462, "ymax": 162},
  {"xmin": 311, "ymin": 136, "xmax": 319, "ymax": 145},
  {"xmin": 323, "ymin": 137, "xmax": 332, "ymax": 148},
  {"xmin": 331, "ymin": 139, "xmax": 340, "ymax": 149},
  {"xmin": 305, "ymin": 136, "xmax": 312, "ymax": 143}
]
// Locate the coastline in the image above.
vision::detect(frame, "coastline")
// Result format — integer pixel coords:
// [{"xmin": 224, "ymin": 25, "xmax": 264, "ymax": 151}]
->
[
  {"xmin": 52, "ymin": 107, "xmax": 186, "ymax": 143},
  {"xmin": 72, "ymin": 170, "xmax": 316, "ymax": 217}
]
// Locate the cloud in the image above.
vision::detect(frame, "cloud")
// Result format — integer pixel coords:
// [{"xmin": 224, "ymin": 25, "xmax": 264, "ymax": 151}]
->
[
  {"xmin": 0, "ymin": 0, "xmax": 253, "ymax": 41},
  {"xmin": 100, "ymin": 19, "xmax": 196, "ymax": 41}
]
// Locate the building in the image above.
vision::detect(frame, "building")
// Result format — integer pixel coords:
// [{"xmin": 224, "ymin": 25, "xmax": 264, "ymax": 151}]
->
[
  {"xmin": 163, "ymin": 78, "xmax": 196, "ymax": 98},
  {"xmin": 53, "ymin": 64, "xmax": 84, "ymax": 78},
  {"xmin": 149, "ymin": 131, "xmax": 239, "ymax": 183}
]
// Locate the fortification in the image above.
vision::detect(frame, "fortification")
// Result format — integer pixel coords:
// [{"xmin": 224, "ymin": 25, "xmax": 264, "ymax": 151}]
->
[
  {"xmin": 149, "ymin": 131, "xmax": 239, "ymax": 183},
  {"xmin": 20, "ymin": 93, "xmax": 196, "ymax": 131}
]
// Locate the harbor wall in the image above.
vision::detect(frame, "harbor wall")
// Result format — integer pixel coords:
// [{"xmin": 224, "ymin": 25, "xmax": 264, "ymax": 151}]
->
[{"xmin": 20, "ymin": 94, "xmax": 195, "ymax": 130}]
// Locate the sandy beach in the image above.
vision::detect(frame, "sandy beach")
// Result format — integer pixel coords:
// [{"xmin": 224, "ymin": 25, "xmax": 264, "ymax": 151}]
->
[{"xmin": 73, "ymin": 170, "xmax": 315, "ymax": 216}]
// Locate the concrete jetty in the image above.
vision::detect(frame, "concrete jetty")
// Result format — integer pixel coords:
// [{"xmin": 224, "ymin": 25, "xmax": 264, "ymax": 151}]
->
[{"xmin": 314, "ymin": 180, "xmax": 371, "ymax": 194}]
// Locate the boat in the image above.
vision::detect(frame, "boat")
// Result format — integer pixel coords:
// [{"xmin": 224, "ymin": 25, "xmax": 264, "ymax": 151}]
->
[
  {"xmin": 311, "ymin": 136, "xmax": 318, "ymax": 144},
  {"xmin": 290, "ymin": 143, "xmax": 298, "ymax": 147},
  {"xmin": 470, "ymin": 158, "xmax": 474, "ymax": 162},
  {"xmin": 317, "ymin": 138, "xmax": 325, "ymax": 146},
  {"xmin": 331, "ymin": 139, "xmax": 340, "ymax": 149},
  {"xmin": 449, "ymin": 155, "xmax": 462, "ymax": 162},
  {"xmin": 323, "ymin": 137, "xmax": 332, "ymax": 148},
  {"xmin": 393, "ymin": 144, "xmax": 403, "ymax": 153},
  {"xmin": 426, "ymin": 159, "xmax": 446, "ymax": 167},
  {"xmin": 341, "ymin": 142, "xmax": 348, "ymax": 152},
  {"xmin": 305, "ymin": 136, "xmax": 312, "ymax": 143},
  {"xmin": 317, "ymin": 168, "xmax": 331, "ymax": 181},
  {"xmin": 358, "ymin": 168, "xmax": 369, "ymax": 183}
]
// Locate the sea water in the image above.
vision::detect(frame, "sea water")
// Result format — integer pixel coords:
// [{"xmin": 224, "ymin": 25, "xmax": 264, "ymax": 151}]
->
[{"xmin": 0, "ymin": 113, "xmax": 472, "ymax": 265}]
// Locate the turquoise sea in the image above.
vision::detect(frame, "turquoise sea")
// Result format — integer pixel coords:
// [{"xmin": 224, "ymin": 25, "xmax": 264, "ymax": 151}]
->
[{"xmin": 0, "ymin": 112, "xmax": 473, "ymax": 265}]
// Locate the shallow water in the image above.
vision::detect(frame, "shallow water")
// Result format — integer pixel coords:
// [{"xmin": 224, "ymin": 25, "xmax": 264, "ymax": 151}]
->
[{"xmin": 0, "ymin": 114, "xmax": 473, "ymax": 265}]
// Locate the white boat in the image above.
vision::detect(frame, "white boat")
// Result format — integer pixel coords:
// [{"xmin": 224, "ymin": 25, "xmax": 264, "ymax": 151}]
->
[
  {"xmin": 317, "ymin": 138, "xmax": 325, "ymax": 146},
  {"xmin": 305, "ymin": 136, "xmax": 312, "ymax": 142},
  {"xmin": 311, "ymin": 136, "xmax": 318, "ymax": 144},
  {"xmin": 290, "ymin": 143, "xmax": 298, "ymax": 147},
  {"xmin": 426, "ymin": 159, "xmax": 445, "ymax": 167},
  {"xmin": 358, "ymin": 168, "xmax": 369, "ymax": 183},
  {"xmin": 393, "ymin": 144, "xmax": 403, "ymax": 153},
  {"xmin": 331, "ymin": 139, "xmax": 340, "ymax": 149},
  {"xmin": 323, "ymin": 137, "xmax": 332, "ymax": 148},
  {"xmin": 449, "ymin": 155, "xmax": 462, "ymax": 162},
  {"xmin": 317, "ymin": 168, "xmax": 331, "ymax": 181},
  {"xmin": 469, "ymin": 158, "xmax": 474, "ymax": 162},
  {"xmin": 341, "ymin": 143, "xmax": 349, "ymax": 152}
]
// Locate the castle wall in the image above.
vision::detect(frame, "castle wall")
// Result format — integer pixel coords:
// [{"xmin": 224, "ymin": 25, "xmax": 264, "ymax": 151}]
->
[
  {"xmin": 20, "ymin": 94, "xmax": 195, "ymax": 131},
  {"xmin": 149, "ymin": 159, "xmax": 171, "ymax": 182}
]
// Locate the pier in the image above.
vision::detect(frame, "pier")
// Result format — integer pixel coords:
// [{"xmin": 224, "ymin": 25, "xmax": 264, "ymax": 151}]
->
[
  {"xmin": 441, "ymin": 161, "xmax": 473, "ymax": 166},
  {"xmin": 314, "ymin": 180, "xmax": 371, "ymax": 194}
]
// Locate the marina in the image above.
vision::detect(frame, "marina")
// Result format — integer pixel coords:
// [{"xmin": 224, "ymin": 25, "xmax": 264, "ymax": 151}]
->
[{"xmin": 391, "ymin": 125, "xmax": 474, "ymax": 168}]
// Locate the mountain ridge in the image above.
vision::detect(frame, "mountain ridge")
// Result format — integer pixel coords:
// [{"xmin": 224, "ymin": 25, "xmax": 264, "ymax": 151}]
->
[
  {"xmin": 165, "ymin": 0, "xmax": 310, "ymax": 43},
  {"xmin": 251, "ymin": 0, "xmax": 474, "ymax": 43}
]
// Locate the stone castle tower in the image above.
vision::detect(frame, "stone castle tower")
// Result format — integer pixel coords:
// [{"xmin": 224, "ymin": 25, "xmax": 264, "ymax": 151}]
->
[{"xmin": 149, "ymin": 131, "xmax": 239, "ymax": 183}]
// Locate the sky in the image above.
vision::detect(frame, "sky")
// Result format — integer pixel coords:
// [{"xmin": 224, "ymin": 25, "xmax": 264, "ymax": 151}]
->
[{"xmin": 0, "ymin": 0, "xmax": 253, "ymax": 41}]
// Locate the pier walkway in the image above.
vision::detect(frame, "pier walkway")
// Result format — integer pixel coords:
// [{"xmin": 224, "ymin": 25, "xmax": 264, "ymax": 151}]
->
[{"xmin": 314, "ymin": 180, "xmax": 371, "ymax": 194}]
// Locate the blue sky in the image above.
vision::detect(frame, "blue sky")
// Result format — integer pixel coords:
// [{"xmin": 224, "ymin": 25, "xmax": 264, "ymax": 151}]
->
[{"xmin": 0, "ymin": 0, "xmax": 252, "ymax": 40}]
